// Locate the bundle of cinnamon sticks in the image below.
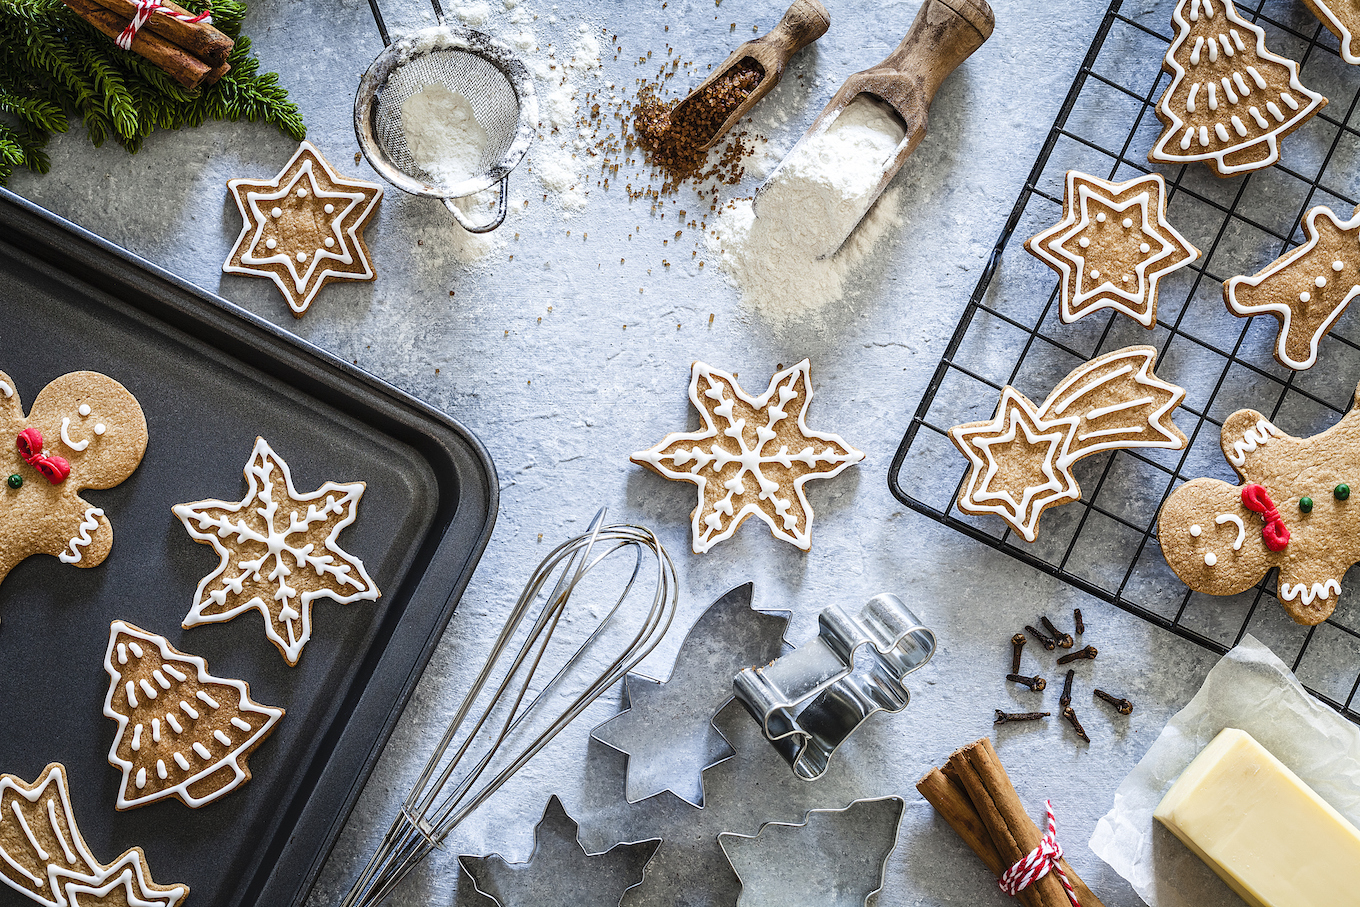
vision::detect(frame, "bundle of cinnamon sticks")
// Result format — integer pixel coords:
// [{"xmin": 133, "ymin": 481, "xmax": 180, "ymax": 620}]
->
[
  {"xmin": 61, "ymin": 0, "xmax": 234, "ymax": 90},
  {"xmin": 917, "ymin": 738, "xmax": 1104, "ymax": 907}
]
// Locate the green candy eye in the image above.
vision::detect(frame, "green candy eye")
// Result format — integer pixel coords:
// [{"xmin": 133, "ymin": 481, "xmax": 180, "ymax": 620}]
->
[
  {"xmin": 1336, "ymin": 484, "xmax": 1351, "ymax": 501},
  {"xmin": 1300, "ymin": 496, "xmax": 1314, "ymax": 513},
  {"xmin": 6, "ymin": 475, "xmax": 20, "ymax": 489}
]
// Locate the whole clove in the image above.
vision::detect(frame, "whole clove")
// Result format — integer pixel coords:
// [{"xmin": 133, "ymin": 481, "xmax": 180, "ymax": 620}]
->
[
  {"xmin": 1062, "ymin": 706, "xmax": 1090, "ymax": 743},
  {"xmin": 1057, "ymin": 645, "xmax": 1098, "ymax": 665},
  {"xmin": 1094, "ymin": 689, "xmax": 1134, "ymax": 715},
  {"xmin": 1040, "ymin": 615, "xmax": 1074, "ymax": 649},
  {"xmin": 1073, "ymin": 607, "xmax": 1085, "ymax": 635},
  {"xmin": 1006, "ymin": 673, "xmax": 1046, "ymax": 692},
  {"xmin": 1010, "ymin": 633, "xmax": 1027, "ymax": 674},
  {"xmin": 994, "ymin": 709, "xmax": 1050, "ymax": 724},
  {"xmin": 1024, "ymin": 624, "xmax": 1056, "ymax": 651},
  {"xmin": 1060, "ymin": 668, "xmax": 1075, "ymax": 709}
]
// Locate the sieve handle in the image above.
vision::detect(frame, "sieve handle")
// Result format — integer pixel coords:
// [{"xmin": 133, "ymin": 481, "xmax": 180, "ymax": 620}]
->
[{"xmin": 444, "ymin": 177, "xmax": 509, "ymax": 233}]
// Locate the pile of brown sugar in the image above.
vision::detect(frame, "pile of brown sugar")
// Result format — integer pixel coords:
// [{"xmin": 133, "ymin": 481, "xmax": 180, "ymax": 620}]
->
[{"xmin": 633, "ymin": 57, "xmax": 763, "ymax": 188}]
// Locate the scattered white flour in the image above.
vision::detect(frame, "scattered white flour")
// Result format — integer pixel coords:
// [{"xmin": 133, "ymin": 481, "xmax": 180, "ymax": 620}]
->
[
  {"xmin": 401, "ymin": 84, "xmax": 490, "ymax": 187},
  {"xmin": 523, "ymin": 24, "xmax": 603, "ymax": 215},
  {"xmin": 707, "ymin": 95, "xmax": 908, "ymax": 318},
  {"xmin": 450, "ymin": 0, "xmax": 493, "ymax": 26}
]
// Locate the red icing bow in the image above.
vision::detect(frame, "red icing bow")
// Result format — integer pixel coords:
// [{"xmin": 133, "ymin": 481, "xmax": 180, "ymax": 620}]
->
[
  {"xmin": 16, "ymin": 428, "xmax": 71, "ymax": 485},
  {"xmin": 1242, "ymin": 483, "xmax": 1289, "ymax": 552}
]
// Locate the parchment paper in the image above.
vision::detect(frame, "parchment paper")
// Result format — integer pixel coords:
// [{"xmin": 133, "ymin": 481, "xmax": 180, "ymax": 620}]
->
[{"xmin": 1088, "ymin": 634, "xmax": 1360, "ymax": 907}]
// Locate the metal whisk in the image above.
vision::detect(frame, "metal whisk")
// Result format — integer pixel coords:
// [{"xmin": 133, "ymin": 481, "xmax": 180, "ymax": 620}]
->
[
  {"xmin": 355, "ymin": 0, "xmax": 537, "ymax": 232},
  {"xmin": 339, "ymin": 510, "xmax": 677, "ymax": 907}
]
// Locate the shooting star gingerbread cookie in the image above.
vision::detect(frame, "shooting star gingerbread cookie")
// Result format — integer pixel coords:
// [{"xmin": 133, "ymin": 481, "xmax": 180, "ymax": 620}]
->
[{"xmin": 949, "ymin": 346, "xmax": 1188, "ymax": 541}]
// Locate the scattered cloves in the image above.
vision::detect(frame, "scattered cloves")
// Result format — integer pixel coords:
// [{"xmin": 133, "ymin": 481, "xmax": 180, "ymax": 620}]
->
[
  {"xmin": 995, "ymin": 709, "xmax": 1051, "ymax": 724},
  {"xmin": 1057, "ymin": 645, "xmax": 1098, "ymax": 665},
  {"xmin": 1060, "ymin": 668, "xmax": 1075, "ymax": 709},
  {"xmin": 1006, "ymin": 673, "xmax": 1047, "ymax": 692},
  {"xmin": 1062, "ymin": 705, "xmax": 1090, "ymax": 743},
  {"xmin": 1074, "ymin": 608, "xmax": 1085, "ymax": 635},
  {"xmin": 1094, "ymin": 689, "xmax": 1134, "ymax": 715},
  {"xmin": 1041, "ymin": 615, "xmax": 1074, "ymax": 649},
  {"xmin": 1010, "ymin": 633, "xmax": 1027, "ymax": 674},
  {"xmin": 1025, "ymin": 624, "xmax": 1056, "ymax": 651}
]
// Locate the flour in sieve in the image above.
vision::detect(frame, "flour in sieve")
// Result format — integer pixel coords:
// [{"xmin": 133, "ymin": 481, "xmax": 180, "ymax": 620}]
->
[
  {"xmin": 401, "ymin": 84, "xmax": 491, "ymax": 187},
  {"xmin": 707, "ymin": 95, "xmax": 907, "ymax": 318}
]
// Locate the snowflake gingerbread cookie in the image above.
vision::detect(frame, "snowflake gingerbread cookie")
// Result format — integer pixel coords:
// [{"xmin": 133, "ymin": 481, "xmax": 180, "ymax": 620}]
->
[
  {"xmin": 224, "ymin": 141, "xmax": 383, "ymax": 317},
  {"xmin": 1025, "ymin": 171, "xmax": 1199, "ymax": 327},
  {"xmin": 1224, "ymin": 204, "xmax": 1360, "ymax": 370},
  {"xmin": 0, "ymin": 762, "xmax": 188, "ymax": 907},
  {"xmin": 0, "ymin": 369, "xmax": 147, "ymax": 592},
  {"xmin": 174, "ymin": 437, "xmax": 380, "ymax": 665},
  {"xmin": 949, "ymin": 346, "xmax": 1188, "ymax": 541},
  {"xmin": 631, "ymin": 360, "xmax": 864, "ymax": 553},
  {"xmin": 1159, "ymin": 384, "xmax": 1360, "ymax": 625},
  {"xmin": 1151, "ymin": 0, "xmax": 1326, "ymax": 176}
]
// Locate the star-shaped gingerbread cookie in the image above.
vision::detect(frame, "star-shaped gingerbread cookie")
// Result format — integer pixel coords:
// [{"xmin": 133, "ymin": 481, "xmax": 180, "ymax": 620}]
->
[
  {"xmin": 632, "ymin": 360, "xmax": 864, "ymax": 553},
  {"xmin": 173, "ymin": 437, "xmax": 380, "ymax": 665},
  {"xmin": 1026, "ymin": 171, "xmax": 1199, "ymax": 327},
  {"xmin": 223, "ymin": 141, "xmax": 382, "ymax": 317}
]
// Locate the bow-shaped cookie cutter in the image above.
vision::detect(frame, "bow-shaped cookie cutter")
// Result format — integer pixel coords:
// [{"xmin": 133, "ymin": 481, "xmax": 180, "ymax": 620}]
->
[{"xmin": 733, "ymin": 593, "xmax": 935, "ymax": 781}]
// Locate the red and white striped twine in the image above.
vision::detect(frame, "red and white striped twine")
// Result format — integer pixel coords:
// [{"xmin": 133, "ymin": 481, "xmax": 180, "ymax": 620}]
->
[
  {"xmin": 997, "ymin": 800, "xmax": 1081, "ymax": 906},
  {"xmin": 115, "ymin": 1, "xmax": 213, "ymax": 51}
]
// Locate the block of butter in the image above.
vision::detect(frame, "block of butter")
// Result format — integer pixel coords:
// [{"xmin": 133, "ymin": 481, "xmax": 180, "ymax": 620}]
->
[{"xmin": 1154, "ymin": 727, "xmax": 1360, "ymax": 907}]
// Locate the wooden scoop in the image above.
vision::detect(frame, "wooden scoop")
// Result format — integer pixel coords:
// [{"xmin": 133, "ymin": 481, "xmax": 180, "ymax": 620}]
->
[
  {"xmin": 673, "ymin": 0, "xmax": 830, "ymax": 152},
  {"xmin": 756, "ymin": 0, "xmax": 994, "ymax": 258}
]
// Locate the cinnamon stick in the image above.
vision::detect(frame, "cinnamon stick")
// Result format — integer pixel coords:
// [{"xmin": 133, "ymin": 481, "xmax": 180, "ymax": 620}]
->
[
  {"xmin": 917, "ymin": 738, "xmax": 1105, "ymax": 907},
  {"xmin": 61, "ymin": 0, "xmax": 213, "ymax": 90},
  {"xmin": 85, "ymin": 0, "xmax": 234, "ymax": 67}
]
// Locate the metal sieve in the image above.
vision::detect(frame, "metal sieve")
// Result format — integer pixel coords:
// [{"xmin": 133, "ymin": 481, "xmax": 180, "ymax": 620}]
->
[{"xmin": 355, "ymin": 0, "xmax": 537, "ymax": 233}]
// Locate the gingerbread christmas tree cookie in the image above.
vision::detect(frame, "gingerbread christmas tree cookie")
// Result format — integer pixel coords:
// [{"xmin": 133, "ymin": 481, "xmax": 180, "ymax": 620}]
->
[
  {"xmin": 224, "ymin": 141, "xmax": 382, "ymax": 317},
  {"xmin": 631, "ymin": 360, "xmax": 864, "ymax": 553},
  {"xmin": 104, "ymin": 620, "xmax": 284, "ymax": 809},
  {"xmin": 949, "ymin": 346, "xmax": 1187, "ymax": 541},
  {"xmin": 1151, "ymin": 0, "xmax": 1326, "ymax": 176},
  {"xmin": 174, "ymin": 437, "xmax": 380, "ymax": 665},
  {"xmin": 1302, "ymin": 0, "xmax": 1360, "ymax": 65},
  {"xmin": 1224, "ymin": 204, "xmax": 1360, "ymax": 370},
  {"xmin": 1159, "ymin": 384, "xmax": 1360, "ymax": 625},
  {"xmin": 0, "ymin": 762, "xmax": 188, "ymax": 906},
  {"xmin": 1026, "ymin": 171, "xmax": 1199, "ymax": 327},
  {"xmin": 0, "ymin": 369, "xmax": 147, "ymax": 592}
]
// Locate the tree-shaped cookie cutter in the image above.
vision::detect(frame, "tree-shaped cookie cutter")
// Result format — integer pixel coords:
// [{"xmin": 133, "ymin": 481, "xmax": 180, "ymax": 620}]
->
[{"xmin": 733, "ymin": 594, "xmax": 935, "ymax": 781}]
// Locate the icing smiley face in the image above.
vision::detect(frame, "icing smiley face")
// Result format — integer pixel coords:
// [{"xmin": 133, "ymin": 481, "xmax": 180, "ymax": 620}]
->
[
  {"xmin": 1158, "ymin": 388, "xmax": 1360, "ymax": 625},
  {"xmin": 0, "ymin": 369, "xmax": 147, "ymax": 590}
]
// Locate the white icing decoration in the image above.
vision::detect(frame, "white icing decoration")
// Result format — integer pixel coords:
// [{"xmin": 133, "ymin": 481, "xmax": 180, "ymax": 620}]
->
[
  {"xmin": 265, "ymin": 239, "xmax": 277, "ymax": 250},
  {"xmin": 324, "ymin": 203, "xmax": 334, "ymax": 213},
  {"xmin": 1225, "ymin": 206, "xmax": 1360, "ymax": 370},
  {"xmin": 139, "ymin": 679, "xmax": 157, "ymax": 699},
  {"xmin": 131, "ymin": 725, "xmax": 141, "ymax": 751},
  {"xmin": 231, "ymin": 717, "xmax": 252, "ymax": 731},
  {"xmin": 1316, "ymin": 275, "xmax": 1327, "ymax": 287},
  {"xmin": 324, "ymin": 237, "xmax": 335, "ymax": 248},
  {"xmin": 11, "ymin": 800, "xmax": 48, "ymax": 861},
  {"xmin": 1228, "ymin": 417, "xmax": 1281, "ymax": 467},
  {"xmin": 1122, "ymin": 217, "xmax": 1133, "ymax": 228},
  {"xmin": 77, "ymin": 404, "xmax": 90, "ymax": 416},
  {"xmin": 156, "ymin": 761, "xmax": 167, "ymax": 781},
  {"xmin": 1300, "ymin": 291, "xmax": 1311, "ymax": 303},
  {"xmin": 59, "ymin": 417, "xmax": 88, "ymax": 452},
  {"xmin": 180, "ymin": 701, "xmax": 198, "ymax": 719},
  {"xmin": 296, "ymin": 251, "xmax": 307, "ymax": 262},
  {"xmin": 129, "ymin": 642, "xmax": 142, "ymax": 657},
  {"xmin": 213, "ymin": 730, "xmax": 232, "ymax": 746},
  {"xmin": 165, "ymin": 714, "xmax": 182, "ymax": 734},
  {"xmin": 1280, "ymin": 579, "xmax": 1342, "ymax": 606},
  {"xmin": 1152, "ymin": 0, "xmax": 1325, "ymax": 175},
  {"xmin": 55, "ymin": 850, "xmax": 189, "ymax": 907},
  {"xmin": 0, "ymin": 764, "xmax": 106, "ymax": 895},
  {"xmin": 197, "ymin": 691, "xmax": 219, "ymax": 709},
  {"xmin": 94, "ymin": 423, "xmax": 105, "ymax": 436},
  {"xmin": 270, "ymin": 206, "xmax": 282, "ymax": 218},
  {"xmin": 125, "ymin": 682, "xmax": 138, "ymax": 709},
  {"xmin": 1215, "ymin": 513, "xmax": 1246, "ymax": 550},
  {"xmin": 152, "ymin": 669, "xmax": 170, "ymax": 689},
  {"xmin": 0, "ymin": 380, "xmax": 11, "ymax": 398},
  {"xmin": 101, "ymin": 621, "xmax": 285, "ymax": 810},
  {"xmin": 192, "ymin": 742, "xmax": 211, "ymax": 760},
  {"xmin": 1204, "ymin": 551, "xmax": 1217, "ymax": 566},
  {"xmin": 297, "ymin": 187, "xmax": 307, "ymax": 197},
  {"xmin": 117, "ymin": 643, "xmax": 127, "ymax": 665},
  {"xmin": 47, "ymin": 798, "xmax": 75, "ymax": 865},
  {"xmin": 1335, "ymin": 260, "xmax": 1345, "ymax": 271},
  {"xmin": 151, "ymin": 719, "xmax": 160, "ymax": 742},
  {"xmin": 173, "ymin": 753, "xmax": 190, "ymax": 771},
  {"xmin": 1190, "ymin": 524, "xmax": 1202, "ymax": 536},
  {"xmin": 1208, "ymin": 81, "xmax": 1217, "ymax": 110}
]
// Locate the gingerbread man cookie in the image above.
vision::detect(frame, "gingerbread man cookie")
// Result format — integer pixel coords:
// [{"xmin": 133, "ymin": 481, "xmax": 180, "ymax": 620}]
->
[
  {"xmin": 950, "ymin": 346, "xmax": 1188, "ymax": 541},
  {"xmin": 0, "ymin": 370, "xmax": 147, "ymax": 591},
  {"xmin": 1159, "ymin": 385, "xmax": 1360, "ymax": 625},
  {"xmin": 1224, "ymin": 204, "xmax": 1360, "ymax": 370},
  {"xmin": 1151, "ymin": 0, "xmax": 1326, "ymax": 177}
]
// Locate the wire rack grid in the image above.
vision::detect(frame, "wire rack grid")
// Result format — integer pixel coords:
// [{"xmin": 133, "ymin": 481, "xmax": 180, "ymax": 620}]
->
[{"xmin": 889, "ymin": 0, "xmax": 1360, "ymax": 720}]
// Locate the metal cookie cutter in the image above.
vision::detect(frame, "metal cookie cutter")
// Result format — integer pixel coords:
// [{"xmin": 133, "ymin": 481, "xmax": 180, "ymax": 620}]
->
[
  {"xmin": 719, "ymin": 796, "xmax": 905, "ymax": 907},
  {"xmin": 733, "ymin": 593, "xmax": 935, "ymax": 781}
]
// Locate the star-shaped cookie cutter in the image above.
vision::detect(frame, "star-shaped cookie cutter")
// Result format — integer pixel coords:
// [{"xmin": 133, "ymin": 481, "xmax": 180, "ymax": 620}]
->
[{"xmin": 733, "ymin": 594, "xmax": 935, "ymax": 781}]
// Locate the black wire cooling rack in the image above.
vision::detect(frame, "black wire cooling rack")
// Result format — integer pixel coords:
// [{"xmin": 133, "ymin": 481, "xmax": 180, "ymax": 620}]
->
[{"xmin": 889, "ymin": 0, "xmax": 1360, "ymax": 720}]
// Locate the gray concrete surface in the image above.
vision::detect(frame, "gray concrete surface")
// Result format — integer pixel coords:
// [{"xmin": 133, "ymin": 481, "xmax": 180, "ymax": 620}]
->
[{"xmin": 11, "ymin": 0, "xmax": 1289, "ymax": 904}]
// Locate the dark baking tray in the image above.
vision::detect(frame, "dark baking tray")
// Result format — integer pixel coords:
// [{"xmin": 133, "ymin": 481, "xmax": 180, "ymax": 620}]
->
[{"xmin": 0, "ymin": 188, "xmax": 497, "ymax": 907}]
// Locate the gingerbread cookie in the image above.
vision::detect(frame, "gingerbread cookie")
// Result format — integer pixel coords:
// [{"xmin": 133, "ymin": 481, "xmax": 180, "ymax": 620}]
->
[
  {"xmin": 631, "ymin": 360, "xmax": 864, "ymax": 553},
  {"xmin": 1224, "ymin": 204, "xmax": 1360, "ymax": 370},
  {"xmin": 223, "ymin": 141, "xmax": 383, "ymax": 317},
  {"xmin": 1159, "ymin": 384, "xmax": 1360, "ymax": 625},
  {"xmin": 1151, "ymin": 0, "xmax": 1326, "ymax": 177},
  {"xmin": 950, "ymin": 346, "xmax": 1187, "ymax": 542},
  {"xmin": 1302, "ymin": 0, "xmax": 1360, "ymax": 65},
  {"xmin": 0, "ymin": 370, "xmax": 147, "ymax": 591},
  {"xmin": 104, "ymin": 620, "xmax": 284, "ymax": 809},
  {"xmin": 174, "ymin": 437, "xmax": 380, "ymax": 665},
  {"xmin": 0, "ymin": 762, "xmax": 188, "ymax": 907},
  {"xmin": 1025, "ymin": 171, "xmax": 1199, "ymax": 327}
]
